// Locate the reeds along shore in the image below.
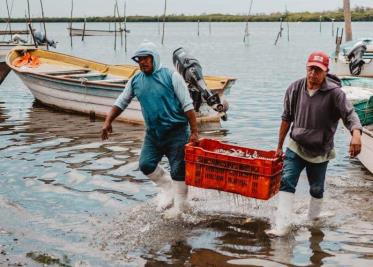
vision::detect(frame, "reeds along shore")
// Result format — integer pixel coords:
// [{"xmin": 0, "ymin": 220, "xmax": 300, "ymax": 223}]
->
[{"xmin": 1, "ymin": 7, "xmax": 373, "ymax": 23}]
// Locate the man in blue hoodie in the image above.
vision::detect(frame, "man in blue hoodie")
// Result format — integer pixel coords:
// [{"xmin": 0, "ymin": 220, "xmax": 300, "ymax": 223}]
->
[
  {"xmin": 266, "ymin": 51, "xmax": 362, "ymax": 237},
  {"xmin": 101, "ymin": 41, "xmax": 198, "ymax": 218}
]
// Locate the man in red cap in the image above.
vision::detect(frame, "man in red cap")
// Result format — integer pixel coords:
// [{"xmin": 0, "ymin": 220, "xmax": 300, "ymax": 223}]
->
[{"xmin": 266, "ymin": 51, "xmax": 362, "ymax": 237}]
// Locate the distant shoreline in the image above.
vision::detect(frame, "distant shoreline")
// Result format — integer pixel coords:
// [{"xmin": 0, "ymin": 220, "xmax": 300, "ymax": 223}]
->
[{"xmin": 1, "ymin": 8, "xmax": 373, "ymax": 23}]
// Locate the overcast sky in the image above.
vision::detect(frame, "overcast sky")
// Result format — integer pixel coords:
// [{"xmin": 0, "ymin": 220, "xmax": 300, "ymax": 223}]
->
[{"xmin": 2, "ymin": 0, "xmax": 373, "ymax": 18}]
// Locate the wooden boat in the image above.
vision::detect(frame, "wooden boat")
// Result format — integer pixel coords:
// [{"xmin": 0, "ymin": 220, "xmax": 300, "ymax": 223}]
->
[
  {"xmin": 0, "ymin": 29, "xmax": 30, "ymax": 35},
  {"xmin": 67, "ymin": 27, "xmax": 129, "ymax": 37},
  {"xmin": 6, "ymin": 47, "xmax": 236, "ymax": 126},
  {"xmin": 332, "ymin": 38, "xmax": 373, "ymax": 77}
]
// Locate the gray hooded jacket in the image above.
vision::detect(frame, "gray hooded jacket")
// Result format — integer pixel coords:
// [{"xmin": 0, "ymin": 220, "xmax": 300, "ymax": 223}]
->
[{"xmin": 282, "ymin": 74, "xmax": 362, "ymax": 156}]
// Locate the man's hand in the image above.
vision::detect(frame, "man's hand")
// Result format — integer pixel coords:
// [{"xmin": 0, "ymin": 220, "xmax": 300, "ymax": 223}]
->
[
  {"xmin": 275, "ymin": 147, "xmax": 284, "ymax": 158},
  {"xmin": 349, "ymin": 130, "xmax": 362, "ymax": 158},
  {"xmin": 189, "ymin": 131, "xmax": 199, "ymax": 145},
  {"xmin": 101, "ymin": 123, "xmax": 113, "ymax": 140}
]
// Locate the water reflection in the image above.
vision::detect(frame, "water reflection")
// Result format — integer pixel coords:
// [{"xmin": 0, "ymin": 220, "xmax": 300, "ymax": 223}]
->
[{"xmin": 308, "ymin": 227, "xmax": 334, "ymax": 266}]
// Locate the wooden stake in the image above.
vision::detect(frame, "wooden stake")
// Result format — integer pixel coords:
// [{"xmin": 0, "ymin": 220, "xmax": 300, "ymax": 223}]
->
[
  {"xmin": 331, "ymin": 18, "xmax": 335, "ymax": 37},
  {"xmin": 39, "ymin": 0, "xmax": 48, "ymax": 50},
  {"xmin": 274, "ymin": 17, "xmax": 283, "ymax": 45},
  {"xmin": 124, "ymin": 0, "xmax": 128, "ymax": 52},
  {"xmin": 243, "ymin": 0, "xmax": 254, "ymax": 43},
  {"xmin": 28, "ymin": 23, "xmax": 38, "ymax": 48},
  {"xmin": 70, "ymin": 0, "xmax": 74, "ymax": 47},
  {"xmin": 161, "ymin": 0, "xmax": 167, "ymax": 45},
  {"xmin": 5, "ymin": 0, "xmax": 12, "ymax": 40},
  {"xmin": 81, "ymin": 17, "xmax": 86, "ymax": 41},
  {"xmin": 114, "ymin": 3, "xmax": 117, "ymax": 50},
  {"xmin": 27, "ymin": 0, "xmax": 31, "ymax": 23},
  {"xmin": 343, "ymin": 0, "xmax": 352, "ymax": 41},
  {"xmin": 209, "ymin": 17, "xmax": 211, "ymax": 35},
  {"xmin": 287, "ymin": 20, "xmax": 290, "ymax": 42},
  {"xmin": 197, "ymin": 20, "xmax": 200, "ymax": 36},
  {"xmin": 319, "ymin": 15, "xmax": 322, "ymax": 33}
]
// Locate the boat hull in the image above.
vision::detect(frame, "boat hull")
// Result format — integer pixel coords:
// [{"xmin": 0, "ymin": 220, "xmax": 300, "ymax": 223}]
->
[
  {"xmin": 16, "ymin": 71, "xmax": 221, "ymax": 125},
  {"xmin": 358, "ymin": 126, "xmax": 373, "ymax": 173},
  {"xmin": 0, "ymin": 61, "xmax": 11, "ymax": 85}
]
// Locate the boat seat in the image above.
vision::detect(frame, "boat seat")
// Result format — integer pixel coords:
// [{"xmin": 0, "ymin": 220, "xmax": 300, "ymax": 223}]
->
[
  {"xmin": 64, "ymin": 72, "xmax": 107, "ymax": 79},
  {"xmin": 42, "ymin": 69, "xmax": 90, "ymax": 76},
  {"xmin": 91, "ymin": 78, "xmax": 128, "ymax": 84}
]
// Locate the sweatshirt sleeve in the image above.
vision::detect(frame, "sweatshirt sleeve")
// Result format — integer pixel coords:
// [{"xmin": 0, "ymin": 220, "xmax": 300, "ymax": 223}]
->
[
  {"xmin": 171, "ymin": 71, "xmax": 194, "ymax": 112},
  {"xmin": 281, "ymin": 86, "xmax": 293, "ymax": 122},
  {"xmin": 114, "ymin": 77, "xmax": 135, "ymax": 110},
  {"xmin": 336, "ymin": 90, "xmax": 362, "ymax": 132}
]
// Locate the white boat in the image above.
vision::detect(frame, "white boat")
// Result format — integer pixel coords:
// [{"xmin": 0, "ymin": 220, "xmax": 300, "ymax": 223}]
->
[
  {"xmin": 340, "ymin": 76, "xmax": 373, "ymax": 174},
  {"xmin": 6, "ymin": 47, "xmax": 235, "ymax": 127},
  {"xmin": 332, "ymin": 38, "xmax": 373, "ymax": 77},
  {"xmin": 359, "ymin": 125, "xmax": 373, "ymax": 173},
  {"xmin": 67, "ymin": 27, "xmax": 129, "ymax": 37}
]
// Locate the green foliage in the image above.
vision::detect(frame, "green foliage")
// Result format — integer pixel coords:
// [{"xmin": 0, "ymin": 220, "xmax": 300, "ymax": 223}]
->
[{"xmin": 1, "ymin": 7, "xmax": 373, "ymax": 23}]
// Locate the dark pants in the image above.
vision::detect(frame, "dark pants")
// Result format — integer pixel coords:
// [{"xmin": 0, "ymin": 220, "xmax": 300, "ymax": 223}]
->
[
  {"xmin": 280, "ymin": 148, "xmax": 328, "ymax": 199},
  {"xmin": 139, "ymin": 126, "xmax": 190, "ymax": 181}
]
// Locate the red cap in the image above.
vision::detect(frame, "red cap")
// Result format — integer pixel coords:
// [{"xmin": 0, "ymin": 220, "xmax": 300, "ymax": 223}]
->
[{"xmin": 306, "ymin": 51, "xmax": 329, "ymax": 71}]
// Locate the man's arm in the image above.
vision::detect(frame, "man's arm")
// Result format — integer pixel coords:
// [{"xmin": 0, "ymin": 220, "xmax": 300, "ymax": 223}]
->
[
  {"xmin": 101, "ymin": 79, "xmax": 135, "ymax": 140},
  {"xmin": 335, "ymin": 91, "xmax": 362, "ymax": 157},
  {"xmin": 185, "ymin": 109, "xmax": 199, "ymax": 144},
  {"xmin": 101, "ymin": 106, "xmax": 123, "ymax": 140},
  {"xmin": 276, "ymin": 120, "xmax": 291, "ymax": 157}
]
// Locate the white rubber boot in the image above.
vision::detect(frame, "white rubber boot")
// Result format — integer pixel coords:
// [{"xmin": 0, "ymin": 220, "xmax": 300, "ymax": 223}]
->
[
  {"xmin": 147, "ymin": 166, "xmax": 174, "ymax": 211},
  {"xmin": 265, "ymin": 191, "xmax": 294, "ymax": 237},
  {"xmin": 308, "ymin": 197, "xmax": 323, "ymax": 220},
  {"xmin": 163, "ymin": 181, "xmax": 190, "ymax": 219}
]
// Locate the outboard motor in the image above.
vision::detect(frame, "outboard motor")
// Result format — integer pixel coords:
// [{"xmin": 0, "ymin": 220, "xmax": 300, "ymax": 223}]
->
[
  {"xmin": 173, "ymin": 47, "xmax": 228, "ymax": 120},
  {"xmin": 347, "ymin": 40, "xmax": 367, "ymax": 76}
]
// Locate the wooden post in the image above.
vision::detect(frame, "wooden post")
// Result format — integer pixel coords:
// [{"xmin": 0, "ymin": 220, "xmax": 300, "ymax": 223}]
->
[
  {"xmin": 343, "ymin": 0, "xmax": 352, "ymax": 41},
  {"xmin": 39, "ymin": 0, "xmax": 48, "ymax": 50},
  {"xmin": 114, "ymin": 3, "xmax": 117, "ymax": 51},
  {"xmin": 274, "ymin": 17, "xmax": 284, "ymax": 45},
  {"xmin": 70, "ymin": 0, "xmax": 74, "ymax": 47},
  {"xmin": 124, "ymin": 0, "xmax": 128, "ymax": 53},
  {"xmin": 115, "ymin": 0, "xmax": 122, "ymax": 46},
  {"xmin": 209, "ymin": 17, "xmax": 211, "ymax": 35},
  {"xmin": 157, "ymin": 16, "xmax": 160, "ymax": 35},
  {"xmin": 331, "ymin": 18, "xmax": 335, "ymax": 37},
  {"xmin": 27, "ymin": 0, "xmax": 31, "ymax": 23},
  {"xmin": 243, "ymin": 0, "xmax": 253, "ymax": 43},
  {"xmin": 287, "ymin": 20, "xmax": 290, "ymax": 42},
  {"xmin": 28, "ymin": 23, "xmax": 38, "ymax": 48},
  {"xmin": 81, "ymin": 17, "xmax": 86, "ymax": 41},
  {"xmin": 161, "ymin": 0, "xmax": 167, "ymax": 45},
  {"xmin": 319, "ymin": 15, "xmax": 322, "ymax": 33},
  {"xmin": 197, "ymin": 20, "xmax": 200, "ymax": 36},
  {"xmin": 5, "ymin": 0, "xmax": 12, "ymax": 40}
]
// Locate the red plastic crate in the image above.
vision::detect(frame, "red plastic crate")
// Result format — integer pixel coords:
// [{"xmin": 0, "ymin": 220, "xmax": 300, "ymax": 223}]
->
[{"xmin": 185, "ymin": 138, "xmax": 283, "ymax": 200}]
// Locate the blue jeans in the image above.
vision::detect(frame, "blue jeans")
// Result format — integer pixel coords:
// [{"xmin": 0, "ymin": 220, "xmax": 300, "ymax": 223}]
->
[
  {"xmin": 280, "ymin": 148, "xmax": 328, "ymax": 199},
  {"xmin": 139, "ymin": 126, "xmax": 190, "ymax": 181}
]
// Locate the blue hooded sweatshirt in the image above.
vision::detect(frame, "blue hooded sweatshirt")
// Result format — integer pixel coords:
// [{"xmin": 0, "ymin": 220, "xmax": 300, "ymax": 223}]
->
[{"xmin": 114, "ymin": 41, "xmax": 194, "ymax": 138}]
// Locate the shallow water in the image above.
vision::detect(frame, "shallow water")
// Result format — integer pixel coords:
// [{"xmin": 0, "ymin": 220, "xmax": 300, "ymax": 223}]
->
[{"xmin": 1, "ymin": 22, "xmax": 373, "ymax": 266}]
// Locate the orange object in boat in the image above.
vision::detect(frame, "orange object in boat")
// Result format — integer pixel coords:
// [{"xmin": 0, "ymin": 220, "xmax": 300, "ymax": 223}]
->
[
  {"xmin": 184, "ymin": 138, "xmax": 283, "ymax": 200},
  {"xmin": 12, "ymin": 52, "xmax": 41, "ymax": 68},
  {"xmin": 12, "ymin": 52, "xmax": 31, "ymax": 67},
  {"xmin": 29, "ymin": 55, "xmax": 41, "ymax": 68}
]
